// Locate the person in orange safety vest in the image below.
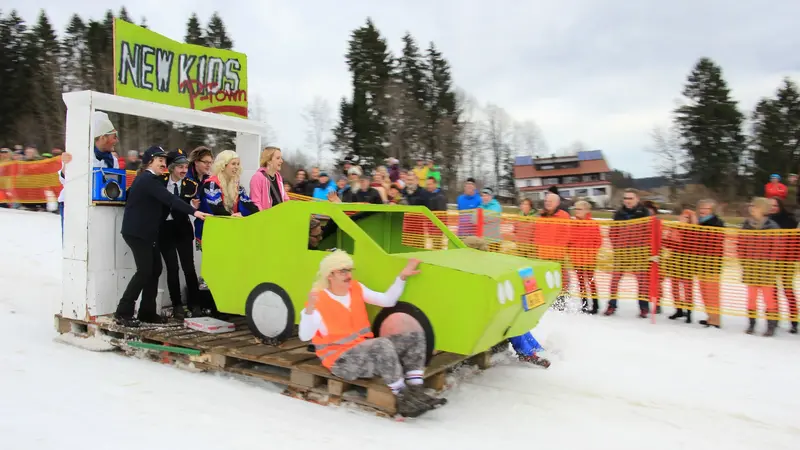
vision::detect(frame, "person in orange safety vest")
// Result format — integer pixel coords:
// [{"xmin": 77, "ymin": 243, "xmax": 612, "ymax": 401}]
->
[{"xmin": 299, "ymin": 250, "xmax": 446, "ymax": 418}]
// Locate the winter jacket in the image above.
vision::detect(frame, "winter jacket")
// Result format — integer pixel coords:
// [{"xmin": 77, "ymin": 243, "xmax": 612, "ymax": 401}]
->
[
  {"xmin": 388, "ymin": 165, "xmax": 400, "ymax": 183},
  {"xmin": 343, "ymin": 187, "xmax": 383, "ymax": 204},
  {"xmin": 567, "ymin": 213, "xmax": 602, "ymax": 269},
  {"xmin": 534, "ymin": 209, "xmax": 571, "ymax": 261},
  {"xmin": 454, "ymin": 193, "xmax": 482, "ymax": 237},
  {"xmin": 512, "ymin": 211, "xmax": 536, "ymax": 253},
  {"xmin": 769, "ymin": 209, "xmax": 800, "ymax": 265},
  {"xmin": 312, "ymin": 180, "xmax": 337, "ymax": 201},
  {"xmin": 695, "ymin": 214, "xmax": 727, "ymax": 278},
  {"xmin": 738, "ymin": 218, "xmax": 780, "ymax": 286},
  {"xmin": 765, "ymin": 182, "xmax": 788, "ymax": 200},
  {"xmin": 404, "ymin": 186, "xmax": 428, "ymax": 207},
  {"xmin": 457, "ymin": 193, "xmax": 481, "ymax": 211},
  {"xmin": 609, "ymin": 203, "xmax": 651, "ymax": 249},
  {"xmin": 121, "ymin": 170, "xmax": 197, "ymax": 243},
  {"xmin": 425, "ymin": 189, "xmax": 447, "ymax": 212},
  {"xmin": 195, "ymin": 176, "xmax": 259, "ymax": 243},
  {"xmin": 250, "ymin": 167, "xmax": 289, "ymax": 210},
  {"xmin": 186, "ymin": 164, "xmax": 209, "ymax": 200},
  {"xmin": 481, "ymin": 199, "xmax": 503, "ymax": 240},
  {"xmin": 158, "ymin": 174, "xmax": 199, "ymax": 240}
]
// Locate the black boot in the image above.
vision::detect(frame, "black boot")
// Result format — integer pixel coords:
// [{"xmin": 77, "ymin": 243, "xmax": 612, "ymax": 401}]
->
[
  {"xmin": 590, "ymin": 299, "xmax": 599, "ymax": 315},
  {"xmin": 685, "ymin": 310, "xmax": 692, "ymax": 324},
  {"xmin": 763, "ymin": 320, "xmax": 777, "ymax": 337},
  {"xmin": 791, "ymin": 322, "xmax": 798, "ymax": 334},
  {"xmin": 396, "ymin": 388, "xmax": 433, "ymax": 418},
  {"xmin": 581, "ymin": 298, "xmax": 590, "ymax": 313},
  {"xmin": 746, "ymin": 318, "xmax": 756, "ymax": 335},
  {"xmin": 669, "ymin": 309, "xmax": 685, "ymax": 320}
]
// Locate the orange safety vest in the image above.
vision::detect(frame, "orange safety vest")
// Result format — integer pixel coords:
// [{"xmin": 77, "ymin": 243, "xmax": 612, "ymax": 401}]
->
[{"xmin": 312, "ymin": 280, "xmax": 375, "ymax": 369}]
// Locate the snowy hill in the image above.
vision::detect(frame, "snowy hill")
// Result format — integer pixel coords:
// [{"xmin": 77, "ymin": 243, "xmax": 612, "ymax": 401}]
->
[{"xmin": 0, "ymin": 208, "xmax": 798, "ymax": 450}]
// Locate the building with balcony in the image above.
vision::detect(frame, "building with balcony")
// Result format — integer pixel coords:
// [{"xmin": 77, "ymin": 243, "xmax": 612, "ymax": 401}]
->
[{"xmin": 513, "ymin": 150, "xmax": 613, "ymax": 207}]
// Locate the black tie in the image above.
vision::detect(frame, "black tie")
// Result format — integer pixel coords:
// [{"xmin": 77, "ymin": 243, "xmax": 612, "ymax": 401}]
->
[{"xmin": 173, "ymin": 183, "xmax": 179, "ymax": 196}]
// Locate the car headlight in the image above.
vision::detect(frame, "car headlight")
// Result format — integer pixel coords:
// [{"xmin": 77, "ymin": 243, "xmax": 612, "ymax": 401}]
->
[
  {"xmin": 497, "ymin": 282, "xmax": 506, "ymax": 304},
  {"xmin": 504, "ymin": 280, "xmax": 514, "ymax": 302}
]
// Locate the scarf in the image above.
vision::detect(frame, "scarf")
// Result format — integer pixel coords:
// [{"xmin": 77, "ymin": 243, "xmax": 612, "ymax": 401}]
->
[{"xmin": 94, "ymin": 146, "xmax": 115, "ymax": 169}]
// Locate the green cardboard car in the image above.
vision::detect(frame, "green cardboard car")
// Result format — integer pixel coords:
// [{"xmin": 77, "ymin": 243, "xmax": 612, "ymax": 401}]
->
[{"xmin": 200, "ymin": 201, "xmax": 561, "ymax": 360}]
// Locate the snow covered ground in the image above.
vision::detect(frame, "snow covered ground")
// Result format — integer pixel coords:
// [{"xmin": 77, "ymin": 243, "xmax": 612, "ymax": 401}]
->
[{"xmin": 1, "ymin": 208, "xmax": 799, "ymax": 450}]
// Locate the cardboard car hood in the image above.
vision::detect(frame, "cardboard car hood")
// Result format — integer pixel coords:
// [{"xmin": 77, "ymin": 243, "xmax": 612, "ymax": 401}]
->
[{"xmin": 396, "ymin": 248, "xmax": 556, "ymax": 279}]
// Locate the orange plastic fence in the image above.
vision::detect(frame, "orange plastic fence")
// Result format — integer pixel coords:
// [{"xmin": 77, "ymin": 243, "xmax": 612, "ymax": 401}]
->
[
  {"xmin": 5, "ymin": 164, "xmax": 796, "ymax": 322},
  {"xmin": 0, "ymin": 158, "xmax": 64, "ymax": 204}
]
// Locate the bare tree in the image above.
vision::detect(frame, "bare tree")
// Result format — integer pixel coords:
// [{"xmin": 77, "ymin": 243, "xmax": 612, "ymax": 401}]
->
[
  {"xmin": 302, "ymin": 96, "xmax": 333, "ymax": 166},
  {"xmin": 455, "ymin": 89, "xmax": 485, "ymax": 182},
  {"xmin": 648, "ymin": 125, "xmax": 687, "ymax": 201},
  {"xmin": 512, "ymin": 120, "xmax": 548, "ymax": 158},
  {"xmin": 249, "ymin": 93, "xmax": 278, "ymax": 146},
  {"xmin": 484, "ymin": 103, "xmax": 512, "ymax": 189}
]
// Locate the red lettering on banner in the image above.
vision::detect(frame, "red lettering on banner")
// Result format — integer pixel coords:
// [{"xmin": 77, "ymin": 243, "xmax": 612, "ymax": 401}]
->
[{"xmin": 178, "ymin": 79, "xmax": 248, "ymax": 117}]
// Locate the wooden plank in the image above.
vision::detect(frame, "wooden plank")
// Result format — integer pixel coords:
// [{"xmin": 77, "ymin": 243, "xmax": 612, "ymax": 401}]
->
[
  {"xmin": 328, "ymin": 379, "xmax": 349, "ymax": 397},
  {"xmin": 229, "ymin": 344, "xmax": 288, "ymax": 358},
  {"xmin": 424, "ymin": 372, "xmax": 447, "ymax": 391},
  {"xmin": 290, "ymin": 370, "xmax": 324, "ymax": 389},
  {"xmin": 257, "ymin": 346, "xmax": 318, "ymax": 368},
  {"xmin": 227, "ymin": 366, "xmax": 292, "ymax": 385},
  {"xmin": 366, "ymin": 388, "xmax": 396, "ymax": 414},
  {"xmin": 207, "ymin": 336, "xmax": 259, "ymax": 351},
  {"xmin": 424, "ymin": 352, "xmax": 469, "ymax": 377},
  {"xmin": 468, "ymin": 351, "xmax": 492, "ymax": 370}
]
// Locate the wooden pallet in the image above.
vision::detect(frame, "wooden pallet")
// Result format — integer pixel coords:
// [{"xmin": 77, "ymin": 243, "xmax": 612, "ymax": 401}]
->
[{"xmin": 54, "ymin": 314, "xmax": 489, "ymax": 416}]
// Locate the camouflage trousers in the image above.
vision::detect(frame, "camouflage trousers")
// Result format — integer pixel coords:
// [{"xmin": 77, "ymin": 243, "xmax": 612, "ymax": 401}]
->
[{"xmin": 331, "ymin": 332, "xmax": 426, "ymax": 384}]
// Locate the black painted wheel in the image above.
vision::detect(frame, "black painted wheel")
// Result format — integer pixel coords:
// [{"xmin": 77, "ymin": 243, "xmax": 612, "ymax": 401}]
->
[
  {"xmin": 245, "ymin": 283, "xmax": 295, "ymax": 345},
  {"xmin": 372, "ymin": 301, "xmax": 435, "ymax": 365}
]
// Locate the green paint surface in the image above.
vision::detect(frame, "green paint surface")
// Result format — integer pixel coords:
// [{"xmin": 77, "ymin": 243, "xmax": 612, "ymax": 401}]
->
[{"xmin": 201, "ymin": 201, "xmax": 561, "ymax": 356}]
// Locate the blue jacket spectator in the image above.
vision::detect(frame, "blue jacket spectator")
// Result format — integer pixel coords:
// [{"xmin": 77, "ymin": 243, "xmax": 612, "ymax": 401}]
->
[{"xmin": 312, "ymin": 172, "xmax": 337, "ymax": 200}]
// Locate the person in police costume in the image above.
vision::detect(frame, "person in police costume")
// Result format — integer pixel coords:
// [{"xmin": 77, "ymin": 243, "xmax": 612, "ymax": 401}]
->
[
  {"xmin": 158, "ymin": 149, "xmax": 204, "ymax": 319},
  {"xmin": 116, "ymin": 146, "xmax": 210, "ymax": 327}
]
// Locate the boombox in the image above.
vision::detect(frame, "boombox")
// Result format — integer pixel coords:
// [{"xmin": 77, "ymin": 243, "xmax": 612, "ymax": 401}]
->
[{"xmin": 92, "ymin": 167, "xmax": 127, "ymax": 203}]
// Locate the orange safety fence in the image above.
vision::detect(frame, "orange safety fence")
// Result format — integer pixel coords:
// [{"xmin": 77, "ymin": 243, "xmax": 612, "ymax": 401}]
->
[
  {"xmin": 6, "ymin": 164, "xmax": 797, "ymax": 322},
  {"xmin": 0, "ymin": 157, "xmax": 64, "ymax": 204}
]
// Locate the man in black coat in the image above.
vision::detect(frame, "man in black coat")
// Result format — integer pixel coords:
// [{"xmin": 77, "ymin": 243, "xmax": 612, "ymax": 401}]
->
[
  {"xmin": 158, "ymin": 149, "xmax": 202, "ymax": 319},
  {"xmin": 116, "ymin": 146, "xmax": 210, "ymax": 327},
  {"xmin": 606, "ymin": 189, "xmax": 651, "ymax": 317},
  {"xmin": 423, "ymin": 176, "xmax": 447, "ymax": 211}
]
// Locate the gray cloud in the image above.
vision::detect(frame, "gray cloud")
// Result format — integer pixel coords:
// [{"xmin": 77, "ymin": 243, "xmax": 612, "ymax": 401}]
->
[{"xmin": 6, "ymin": 0, "xmax": 800, "ymax": 176}]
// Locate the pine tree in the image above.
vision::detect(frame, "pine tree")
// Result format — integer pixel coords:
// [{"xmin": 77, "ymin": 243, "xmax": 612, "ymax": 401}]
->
[
  {"xmin": 61, "ymin": 14, "xmax": 88, "ymax": 92},
  {"xmin": 180, "ymin": 13, "xmax": 209, "ymax": 149},
  {"xmin": 185, "ymin": 13, "xmax": 205, "ymax": 45},
  {"xmin": 334, "ymin": 18, "xmax": 393, "ymax": 170},
  {"xmin": 331, "ymin": 98, "xmax": 356, "ymax": 162},
  {"xmin": 392, "ymin": 33, "xmax": 428, "ymax": 164},
  {"xmin": 750, "ymin": 78, "xmax": 800, "ymax": 191},
  {"xmin": 118, "ymin": 7, "xmax": 132, "ymax": 23},
  {"xmin": 206, "ymin": 12, "xmax": 233, "ymax": 49},
  {"xmin": 673, "ymin": 57, "xmax": 746, "ymax": 198},
  {"xmin": 425, "ymin": 42, "xmax": 460, "ymax": 192},
  {"xmin": 27, "ymin": 10, "xmax": 64, "ymax": 150},
  {"xmin": 0, "ymin": 10, "xmax": 33, "ymax": 145},
  {"xmin": 204, "ymin": 12, "xmax": 235, "ymax": 149}
]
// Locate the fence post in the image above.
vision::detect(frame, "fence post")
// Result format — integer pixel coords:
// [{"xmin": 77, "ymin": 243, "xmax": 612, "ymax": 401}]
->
[
  {"xmin": 475, "ymin": 208, "xmax": 484, "ymax": 238},
  {"xmin": 649, "ymin": 216, "xmax": 662, "ymax": 322}
]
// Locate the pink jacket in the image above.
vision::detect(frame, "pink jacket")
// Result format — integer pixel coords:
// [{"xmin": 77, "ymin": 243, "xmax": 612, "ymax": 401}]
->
[{"xmin": 249, "ymin": 167, "xmax": 289, "ymax": 210}]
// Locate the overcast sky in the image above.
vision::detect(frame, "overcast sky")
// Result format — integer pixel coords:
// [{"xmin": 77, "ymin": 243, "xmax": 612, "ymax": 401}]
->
[{"xmin": 6, "ymin": 0, "xmax": 800, "ymax": 177}]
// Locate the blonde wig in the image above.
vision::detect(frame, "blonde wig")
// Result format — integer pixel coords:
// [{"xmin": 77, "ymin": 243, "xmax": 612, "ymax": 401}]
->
[
  {"xmin": 211, "ymin": 150, "xmax": 241, "ymax": 212},
  {"xmin": 312, "ymin": 250, "xmax": 354, "ymax": 291}
]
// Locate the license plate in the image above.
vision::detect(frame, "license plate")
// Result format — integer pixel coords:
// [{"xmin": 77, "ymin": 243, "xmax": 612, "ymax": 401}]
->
[{"xmin": 523, "ymin": 290, "xmax": 545, "ymax": 311}]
